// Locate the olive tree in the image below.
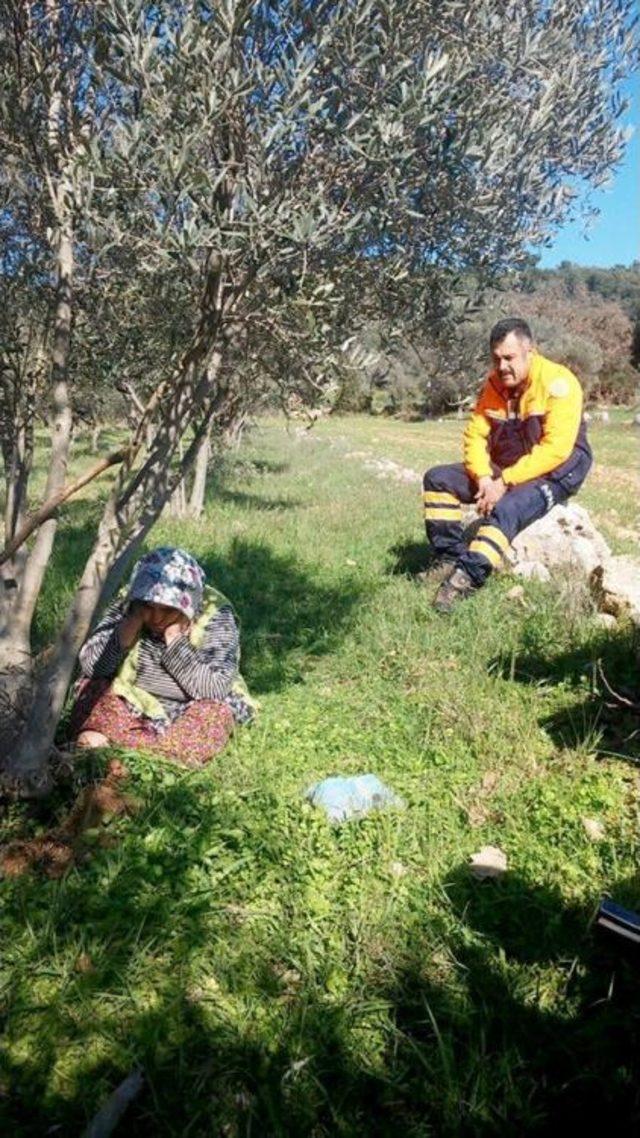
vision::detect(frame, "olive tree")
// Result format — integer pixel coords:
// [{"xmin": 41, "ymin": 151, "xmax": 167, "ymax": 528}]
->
[{"xmin": 0, "ymin": 0, "xmax": 636, "ymax": 789}]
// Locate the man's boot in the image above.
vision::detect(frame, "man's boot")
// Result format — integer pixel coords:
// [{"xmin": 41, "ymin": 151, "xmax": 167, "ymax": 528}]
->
[
  {"xmin": 433, "ymin": 566, "xmax": 477, "ymax": 614},
  {"xmin": 417, "ymin": 558, "xmax": 456, "ymax": 585}
]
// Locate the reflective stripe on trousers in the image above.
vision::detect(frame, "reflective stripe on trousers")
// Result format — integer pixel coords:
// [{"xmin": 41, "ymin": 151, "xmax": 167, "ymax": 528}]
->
[{"xmin": 422, "ymin": 462, "xmax": 569, "ymax": 585}]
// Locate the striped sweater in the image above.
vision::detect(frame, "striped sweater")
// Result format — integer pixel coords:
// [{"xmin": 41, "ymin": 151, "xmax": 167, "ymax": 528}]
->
[{"xmin": 79, "ymin": 600, "xmax": 253, "ymax": 725}]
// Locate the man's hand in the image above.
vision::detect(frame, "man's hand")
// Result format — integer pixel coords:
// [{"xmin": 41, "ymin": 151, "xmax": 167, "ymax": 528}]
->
[
  {"xmin": 475, "ymin": 475, "xmax": 507, "ymax": 517},
  {"xmin": 163, "ymin": 614, "xmax": 191, "ymax": 646}
]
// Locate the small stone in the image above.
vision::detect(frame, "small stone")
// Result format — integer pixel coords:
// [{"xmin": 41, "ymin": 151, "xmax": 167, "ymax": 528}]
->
[
  {"xmin": 469, "ymin": 845, "xmax": 508, "ymax": 879},
  {"xmin": 582, "ymin": 817, "xmax": 606, "ymax": 842},
  {"xmin": 591, "ymin": 555, "xmax": 640, "ymax": 624},
  {"xmin": 389, "ymin": 860, "xmax": 408, "ymax": 878},
  {"xmin": 506, "ymin": 584, "xmax": 525, "ymax": 601},
  {"xmin": 278, "ymin": 968, "xmax": 302, "ymax": 990},
  {"xmin": 595, "ymin": 612, "xmax": 617, "ymax": 630}
]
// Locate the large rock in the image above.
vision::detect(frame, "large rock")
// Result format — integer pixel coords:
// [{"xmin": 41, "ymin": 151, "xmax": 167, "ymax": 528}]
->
[
  {"xmin": 512, "ymin": 560, "xmax": 551, "ymax": 582},
  {"xmin": 590, "ymin": 556, "xmax": 640, "ymax": 624},
  {"xmin": 463, "ymin": 500, "xmax": 639, "ymax": 622},
  {"xmin": 508, "ymin": 502, "xmax": 612, "ymax": 574}
]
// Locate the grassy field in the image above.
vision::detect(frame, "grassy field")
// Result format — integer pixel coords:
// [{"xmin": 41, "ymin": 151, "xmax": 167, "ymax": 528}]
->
[{"xmin": 1, "ymin": 414, "xmax": 639, "ymax": 1137}]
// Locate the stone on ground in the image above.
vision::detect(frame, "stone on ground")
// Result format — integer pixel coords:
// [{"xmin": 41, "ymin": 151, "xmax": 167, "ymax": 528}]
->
[
  {"xmin": 509, "ymin": 502, "xmax": 612, "ymax": 575},
  {"xmin": 590, "ymin": 556, "xmax": 640, "ymax": 625}
]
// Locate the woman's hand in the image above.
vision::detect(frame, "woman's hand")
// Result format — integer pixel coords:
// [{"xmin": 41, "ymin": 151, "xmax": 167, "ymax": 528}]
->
[
  {"xmin": 119, "ymin": 600, "xmax": 191, "ymax": 646},
  {"xmin": 163, "ymin": 613, "xmax": 191, "ymax": 645},
  {"xmin": 118, "ymin": 602, "xmax": 147, "ymax": 649}
]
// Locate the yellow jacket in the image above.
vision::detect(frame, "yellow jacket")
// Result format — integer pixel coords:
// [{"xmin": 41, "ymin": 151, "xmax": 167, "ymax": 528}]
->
[{"xmin": 463, "ymin": 353, "xmax": 589, "ymax": 486}]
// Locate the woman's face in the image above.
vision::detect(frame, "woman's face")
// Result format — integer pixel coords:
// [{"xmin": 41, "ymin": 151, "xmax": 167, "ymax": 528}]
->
[{"xmin": 142, "ymin": 602, "xmax": 185, "ymax": 634}]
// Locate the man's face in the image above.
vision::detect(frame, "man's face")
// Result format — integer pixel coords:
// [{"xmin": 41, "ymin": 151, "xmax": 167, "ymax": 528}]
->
[{"xmin": 491, "ymin": 332, "xmax": 533, "ymax": 389}]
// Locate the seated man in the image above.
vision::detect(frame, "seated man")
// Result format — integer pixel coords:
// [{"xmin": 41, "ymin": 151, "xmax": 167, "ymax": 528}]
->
[{"xmin": 423, "ymin": 318, "xmax": 593, "ymax": 613}]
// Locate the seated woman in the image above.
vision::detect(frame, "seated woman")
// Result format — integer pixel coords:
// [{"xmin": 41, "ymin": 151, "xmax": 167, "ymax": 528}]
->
[{"xmin": 69, "ymin": 547, "xmax": 253, "ymax": 767}]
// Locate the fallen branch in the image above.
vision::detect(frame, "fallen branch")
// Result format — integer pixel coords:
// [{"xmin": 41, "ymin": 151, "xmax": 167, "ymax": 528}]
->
[
  {"xmin": 0, "ymin": 447, "xmax": 129, "ymax": 566},
  {"xmin": 596, "ymin": 660, "xmax": 640, "ymax": 716},
  {"xmin": 81, "ymin": 1069, "xmax": 145, "ymax": 1138}
]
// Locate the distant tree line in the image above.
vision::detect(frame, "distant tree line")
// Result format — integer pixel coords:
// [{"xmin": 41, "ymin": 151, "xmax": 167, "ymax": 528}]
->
[{"xmin": 336, "ymin": 261, "xmax": 640, "ymax": 418}]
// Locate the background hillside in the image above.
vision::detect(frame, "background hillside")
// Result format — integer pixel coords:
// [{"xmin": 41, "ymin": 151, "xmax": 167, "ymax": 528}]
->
[{"xmin": 336, "ymin": 261, "xmax": 640, "ymax": 418}]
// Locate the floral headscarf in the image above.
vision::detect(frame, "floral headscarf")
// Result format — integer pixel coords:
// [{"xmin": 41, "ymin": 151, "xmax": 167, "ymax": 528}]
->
[{"xmin": 127, "ymin": 547, "xmax": 206, "ymax": 620}]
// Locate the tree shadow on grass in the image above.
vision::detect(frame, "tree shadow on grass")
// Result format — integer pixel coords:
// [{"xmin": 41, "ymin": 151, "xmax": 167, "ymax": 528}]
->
[
  {"xmin": 451, "ymin": 866, "xmax": 640, "ymax": 1131},
  {"xmin": 203, "ymin": 451, "xmax": 298, "ymax": 510},
  {"xmin": 5, "ymin": 805, "xmax": 640, "ymax": 1138},
  {"xmin": 0, "ymin": 762, "xmax": 451, "ymax": 1138},
  {"xmin": 386, "ymin": 865, "xmax": 640, "ymax": 1135},
  {"xmin": 241, "ymin": 458, "xmax": 290, "ymax": 476},
  {"xmin": 199, "ymin": 537, "xmax": 364, "ymax": 693},
  {"xmin": 70, "ymin": 428, "xmax": 128, "ymax": 460},
  {"xmin": 4, "ymin": 719, "xmax": 640, "ymax": 1138},
  {"xmin": 215, "ymin": 488, "xmax": 303, "ymax": 511},
  {"xmin": 34, "ymin": 510, "xmax": 363, "ymax": 696},
  {"xmin": 217, "ymin": 456, "xmax": 290, "ymax": 476},
  {"xmin": 386, "ymin": 537, "xmax": 431, "ymax": 577},
  {"xmin": 204, "ymin": 454, "xmax": 291, "ymax": 497},
  {"xmin": 0, "ymin": 759, "xmax": 310, "ymax": 1133},
  {"xmin": 489, "ymin": 624, "xmax": 640, "ymax": 764}
]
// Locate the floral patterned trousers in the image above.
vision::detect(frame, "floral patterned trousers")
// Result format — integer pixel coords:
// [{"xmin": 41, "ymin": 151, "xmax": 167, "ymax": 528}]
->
[{"xmin": 69, "ymin": 679, "xmax": 234, "ymax": 767}]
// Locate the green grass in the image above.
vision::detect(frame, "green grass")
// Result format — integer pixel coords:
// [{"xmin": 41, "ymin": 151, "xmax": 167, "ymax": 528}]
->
[
  {"xmin": 307, "ymin": 411, "xmax": 640, "ymax": 554},
  {"xmin": 1, "ymin": 416, "xmax": 640, "ymax": 1136}
]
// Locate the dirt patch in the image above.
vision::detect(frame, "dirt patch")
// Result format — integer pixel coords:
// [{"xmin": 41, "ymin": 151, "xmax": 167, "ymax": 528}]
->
[
  {"xmin": 0, "ymin": 758, "xmax": 139, "ymax": 879},
  {"xmin": 591, "ymin": 465, "xmax": 640, "ymax": 491},
  {"xmin": 603, "ymin": 513, "xmax": 640, "ymax": 543},
  {"xmin": 461, "ymin": 770, "xmax": 504, "ymax": 829},
  {"xmin": 361, "ymin": 457, "xmax": 420, "ymax": 484},
  {"xmin": 343, "ymin": 451, "xmax": 420, "ymax": 484}
]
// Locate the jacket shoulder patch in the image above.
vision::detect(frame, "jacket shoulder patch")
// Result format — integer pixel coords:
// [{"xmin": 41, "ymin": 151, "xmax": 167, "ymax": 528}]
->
[{"xmin": 549, "ymin": 377, "xmax": 570, "ymax": 397}]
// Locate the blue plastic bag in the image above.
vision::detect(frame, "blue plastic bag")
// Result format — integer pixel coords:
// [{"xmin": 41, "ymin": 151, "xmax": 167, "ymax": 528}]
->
[{"xmin": 305, "ymin": 774, "xmax": 404, "ymax": 824}]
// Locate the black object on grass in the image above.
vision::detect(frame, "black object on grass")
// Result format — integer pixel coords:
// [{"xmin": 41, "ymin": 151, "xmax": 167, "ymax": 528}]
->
[{"xmin": 596, "ymin": 899, "xmax": 640, "ymax": 946}]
